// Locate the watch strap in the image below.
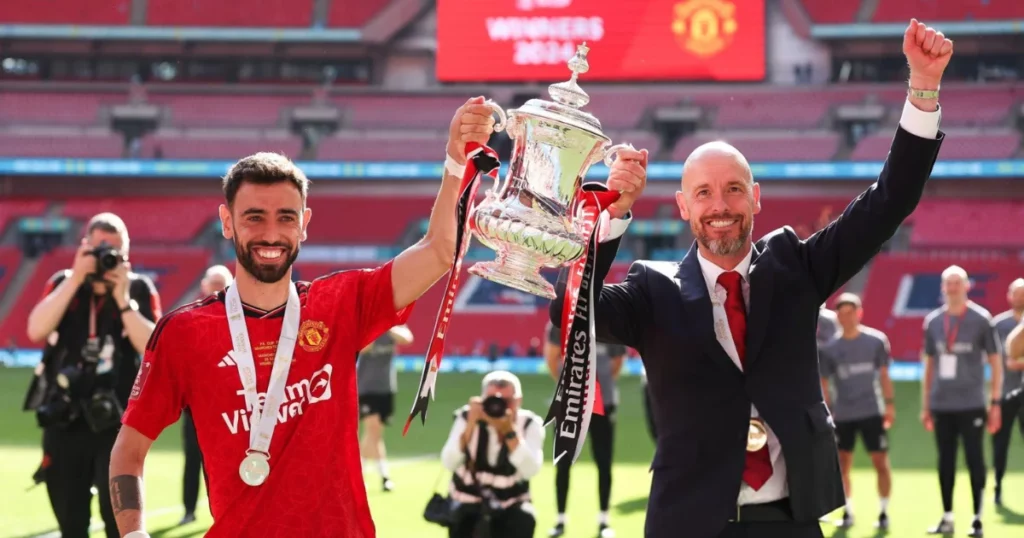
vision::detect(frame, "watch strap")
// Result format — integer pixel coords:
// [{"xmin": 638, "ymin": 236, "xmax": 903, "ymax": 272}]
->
[
  {"xmin": 908, "ymin": 87, "xmax": 939, "ymax": 100},
  {"xmin": 120, "ymin": 299, "xmax": 138, "ymax": 313}
]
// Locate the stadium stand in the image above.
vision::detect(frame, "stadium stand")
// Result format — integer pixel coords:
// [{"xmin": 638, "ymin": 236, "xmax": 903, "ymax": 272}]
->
[
  {"xmin": 57, "ymin": 196, "xmax": 221, "ymax": 243},
  {"xmin": 146, "ymin": 0, "xmax": 314, "ymax": 27},
  {"xmin": 327, "ymin": 0, "xmax": 391, "ymax": 28},
  {"xmin": 0, "ymin": 247, "xmax": 24, "ymax": 301},
  {"xmin": 799, "ymin": 0, "xmax": 861, "ymax": 24},
  {"xmin": 140, "ymin": 129, "xmax": 303, "ymax": 160},
  {"xmin": 0, "ymin": 0, "xmax": 131, "ymax": 25},
  {"xmin": 0, "ymin": 129, "xmax": 125, "ymax": 158},
  {"xmin": 852, "ymin": 127, "xmax": 1022, "ymax": 161},
  {"xmin": 908, "ymin": 200, "xmax": 1024, "ymax": 249},
  {"xmin": 0, "ymin": 91, "xmax": 127, "ymax": 126},
  {"xmin": 871, "ymin": 0, "xmax": 1024, "ymax": 23},
  {"xmin": 673, "ymin": 131, "xmax": 840, "ymax": 162},
  {"xmin": 0, "ymin": 199, "xmax": 50, "ymax": 236}
]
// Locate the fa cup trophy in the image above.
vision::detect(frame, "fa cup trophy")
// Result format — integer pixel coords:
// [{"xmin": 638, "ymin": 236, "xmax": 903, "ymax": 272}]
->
[{"xmin": 470, "ymin": 42, "xmax": 633, "ymax": 299}]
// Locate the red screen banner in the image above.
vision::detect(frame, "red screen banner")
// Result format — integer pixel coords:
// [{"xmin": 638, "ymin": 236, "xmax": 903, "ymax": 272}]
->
[{"xmin": 436, "ymin": 0, "xmax": 765, "ymax": 82}]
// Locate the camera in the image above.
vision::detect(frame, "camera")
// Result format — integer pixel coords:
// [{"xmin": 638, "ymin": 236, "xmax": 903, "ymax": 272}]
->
[
  {"xmin": 88, "ymin": 242, "xmax": 125, "ymax": 276},
  {"xmin": 482, "ymin": 395, "xmax": 508, "ymax": 419},
  {"xmin": 36, "ymin": 362, "xmax": 123, "ymax": 432}
]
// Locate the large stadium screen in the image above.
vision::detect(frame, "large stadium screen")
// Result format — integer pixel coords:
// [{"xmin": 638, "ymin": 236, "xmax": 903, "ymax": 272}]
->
[{"xmin": 436, "ymin": 0, "xmax": 765, "ymax": 82}]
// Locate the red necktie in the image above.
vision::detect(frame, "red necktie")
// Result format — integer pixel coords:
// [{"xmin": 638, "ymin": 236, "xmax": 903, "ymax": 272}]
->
[{"xmin": 717, "ymin": 271, "xmax": 774, "ymax": 491}]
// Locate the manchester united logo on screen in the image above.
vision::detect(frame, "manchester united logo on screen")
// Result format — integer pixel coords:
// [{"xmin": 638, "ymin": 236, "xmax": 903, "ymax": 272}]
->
[{"xmin": 672, "ymin": 0, "xmax": 738, "ymax": 57}]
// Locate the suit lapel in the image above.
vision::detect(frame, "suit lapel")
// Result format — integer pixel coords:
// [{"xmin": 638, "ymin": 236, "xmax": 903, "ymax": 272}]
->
[
  {"xmin": 676, "ymin": 247, "xmax": 741, "ymax": 375},
  {"xmin": 745, "ymin": 243, "xmax": 774, "ymax": 366}
]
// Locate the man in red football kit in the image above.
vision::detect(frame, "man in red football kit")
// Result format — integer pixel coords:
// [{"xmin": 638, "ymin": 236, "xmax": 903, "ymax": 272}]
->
[{"xmin": 107, "ymin": 97, "xmax": 497, "ymax": 538}]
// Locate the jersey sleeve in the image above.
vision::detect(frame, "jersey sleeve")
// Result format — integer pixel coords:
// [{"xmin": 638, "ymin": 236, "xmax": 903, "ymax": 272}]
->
[
  {"xmin": 818, "ymin": 347, "xmax": 834, "ymax": 377},
  {"xmin": 354, "ymin": 261, "xmax": 414, "ymax": 350},
  {"xmin": 982, "ymin": 316, "xmax": 1000, "ymax": 355},
  {"xmin": 122, "ymin": 316, "xmax": 185, "ymax": 440},
  {"xmin": 130, "ymin": 274, "xmax": 163, "ymax": 322},
  {"xmin": 40, "ymin": 270, "xmax": 68, "ymax": 299},
  {"xmin": 922, "ymin": 319, "xmax": 937, "ymax": 357},
  {"xmin": 877, "ymin": 334, "xmax": 893, "ymax": 368}
]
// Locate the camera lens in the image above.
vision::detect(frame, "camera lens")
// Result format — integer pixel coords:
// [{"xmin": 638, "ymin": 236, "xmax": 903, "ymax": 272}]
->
[
  {"xmin": 99, "ymin": 251, "xmax": 119, "ymax": 271},
  {"xmin": 483, "ymin": 395, "xmax": 507, "ymax": 419}
]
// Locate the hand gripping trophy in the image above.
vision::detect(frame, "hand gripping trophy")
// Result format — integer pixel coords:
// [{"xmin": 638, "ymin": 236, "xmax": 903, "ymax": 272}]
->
[{"xmin": 406, "ymin": 43, "xmax": 633, "ymax": 465}]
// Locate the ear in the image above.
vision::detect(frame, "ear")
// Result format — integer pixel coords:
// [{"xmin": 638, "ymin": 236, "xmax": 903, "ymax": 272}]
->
[
  {"xmin": 301, "ymin": 207, "xmax": 312, "ymax": 243},
  {"xmin": 752, "ymin": 182, "xmax": 762, "ymax": 215},
  {"xmin": 675, "ymin": 191, "xmax": 690, "ymax": 221},
  {"xmin": 218, "ymin": 204, "xmax": 233, "ymax": 240}
]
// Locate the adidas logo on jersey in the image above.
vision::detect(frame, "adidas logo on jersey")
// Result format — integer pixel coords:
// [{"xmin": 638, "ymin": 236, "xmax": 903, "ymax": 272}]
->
[{"xmin": 218, "ymin": 353, "xmax": 238, "ymax": 367}]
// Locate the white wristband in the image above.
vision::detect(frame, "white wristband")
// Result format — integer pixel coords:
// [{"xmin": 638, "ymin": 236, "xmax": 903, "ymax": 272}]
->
[
  {"xmin": 124, "ymin": 532, "xmax": 150, "ymax": 538},
  {"xmin": 444, "ymin": 153, "xmax": 466, "ymax": 178}
]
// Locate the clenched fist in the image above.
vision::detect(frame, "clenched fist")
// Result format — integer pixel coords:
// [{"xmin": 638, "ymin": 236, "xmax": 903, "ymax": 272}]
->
[
  {"xmin": 904, "ymin": 18, "xmax": 953, "ymax": 91},
  {"xmin": 447, "ymin": 96, "xmax": 497, "ymax": 165},
  {"xmin": 606, "ymin": 148, "xmax": 648, "ymax": 219}
]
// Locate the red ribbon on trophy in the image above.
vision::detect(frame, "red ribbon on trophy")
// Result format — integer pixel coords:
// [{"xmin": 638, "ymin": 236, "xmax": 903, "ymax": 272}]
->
[
  {"xmin": 403, "ymin": 143, "xmax": 500, "ymax": 435},
  {"xmin": 544, "ymin": 184, "xmax": 620, "ymax": 465}
]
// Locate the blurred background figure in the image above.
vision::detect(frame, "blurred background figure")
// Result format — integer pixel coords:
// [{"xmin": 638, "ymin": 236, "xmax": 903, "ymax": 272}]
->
[
  {"xmin": 991, "ymin": 278, "xmax": 1024, "ymax": 507},
  {"xmin": 358, "ymin": 324, "xmax": 413, "ymax": 492},
  {"xmin": 179, "ymin": 264, "xmax": 232, "ymax": 525}
]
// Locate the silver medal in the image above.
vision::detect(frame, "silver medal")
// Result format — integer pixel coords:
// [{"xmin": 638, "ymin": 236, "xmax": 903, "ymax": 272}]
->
[{"xmin": 239, "ymin": 452, "xmax": 270, "ymax": 487}]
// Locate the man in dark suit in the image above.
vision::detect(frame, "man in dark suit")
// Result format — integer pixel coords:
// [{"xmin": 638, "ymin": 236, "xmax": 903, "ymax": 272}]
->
[{"xmin": 550, "ymin": 19, "xmax": 950, "ymax": 538}]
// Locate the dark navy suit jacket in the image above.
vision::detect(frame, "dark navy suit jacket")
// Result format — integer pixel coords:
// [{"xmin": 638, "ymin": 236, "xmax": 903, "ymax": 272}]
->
[{"xmin": 551, "ymin": 126, "xmax": 943, "ymax": 538}]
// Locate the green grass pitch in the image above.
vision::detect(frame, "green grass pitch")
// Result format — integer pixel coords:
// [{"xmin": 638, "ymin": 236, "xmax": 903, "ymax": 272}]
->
[{"xmin": 1, "ymin": 369, "xmax": 1022, "ymax": 537}]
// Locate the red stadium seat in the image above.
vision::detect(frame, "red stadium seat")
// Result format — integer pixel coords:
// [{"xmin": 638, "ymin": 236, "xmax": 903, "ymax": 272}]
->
[
  {"xmin": 59, "ymin": 196, "xmax": 222, "ymax": 243},
  {"xmin": 140, "ymin": 130, "xmax": 303, "ymax": 160},
  {"xmin": 799, "ymin": 1, "xmax": 861, "ymax": 23},
  {"xmin": 0, "ymin": 199, "xmax": 50, "ymax": 236},
  {"xmin": 0, "ymin": 1, "xmax": 130, "ymax": 24},
  {"xmin": 146, "ymin": 0, "xmax": 313, "ymax": 27},
  {"xmin": 872, "ymin": 0, "xmax": 1023, "ymax": 22},
  {"xmin": 909, "ymin": 200, "xmax": 1024, "ymax": 249},
  {"xmin": 326, "ymin": 0, "xmax": 390, "ymax": 27},
  {"xmin": 853, "ymin": 128, "xmax": 1021, "ymax": 161},
  {"xmin": 0, "ymin": 92, "xmax": 127, "ymax": 127},
  {"xmin": 673, "ymin": 131, "xmax": 840, "ymax": 162},
  {"xmin": 0, "ymin": 247, "xmax": 25, "ymax": 309},
  {"xmin": 148, "ymin": 94, "xmax": 308, "ymax": 128},
  {"xmin": 0, "ymin": 130, "xmax": 124, "ymax": 158},
  {"xmin": 0, "ymin": 247, "xmax": 78, "ymax": 348}
]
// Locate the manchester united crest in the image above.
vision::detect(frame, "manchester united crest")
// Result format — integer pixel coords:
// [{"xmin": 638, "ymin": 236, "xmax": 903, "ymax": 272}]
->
[
  {"xmin": 298, "ymin": 320, "xmax": 330, "ymax": 352},
  {"xmin": 671, "ymin": 0, "xmax": 738, "ymax": 58}
]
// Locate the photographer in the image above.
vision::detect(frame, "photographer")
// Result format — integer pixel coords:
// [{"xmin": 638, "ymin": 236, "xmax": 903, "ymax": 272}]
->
[
  {"xmin": 440, "ymin": 371, "xmax": 545, "ymax": 538},
  {"xmin": 24, "ymin": 213, "xmax": 161, "ymax": 538}
]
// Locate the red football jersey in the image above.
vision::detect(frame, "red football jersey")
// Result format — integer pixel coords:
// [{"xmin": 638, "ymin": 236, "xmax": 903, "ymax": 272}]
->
[{"xmin": 124, "ymin": 262, "xmax": 412, "ymax": 538}]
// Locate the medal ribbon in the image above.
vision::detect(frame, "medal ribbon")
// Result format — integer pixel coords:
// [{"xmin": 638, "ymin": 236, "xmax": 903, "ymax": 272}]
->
[
  {"xmin": 545, "ymin": 184, "xmax": 619, "ymax": 466},
  {"xmin": 225, "ymin": 282, "xmax": 301, "ymax": 459},
  {"xmin": 403, "ymin": 143, "xmax": 501, "ymax": 435}
]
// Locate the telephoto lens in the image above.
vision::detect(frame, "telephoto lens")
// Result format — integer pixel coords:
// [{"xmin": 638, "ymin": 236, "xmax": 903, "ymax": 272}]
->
[{"xmin": 482, "ymin": 395, "xmax": 507, "ymax": 419}]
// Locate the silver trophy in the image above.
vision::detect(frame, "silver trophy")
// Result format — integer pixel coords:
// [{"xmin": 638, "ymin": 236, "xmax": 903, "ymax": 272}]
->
[{"xmin": 471, "ymin": 43, "xmax": 633, "ymax": 299}]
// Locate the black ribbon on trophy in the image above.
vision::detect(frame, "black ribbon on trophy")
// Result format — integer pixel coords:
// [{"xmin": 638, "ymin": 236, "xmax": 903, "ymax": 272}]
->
[
  {"xmin": 404, "ymin": 143, "xmax": 500, "ymax": 435},
  {"xmin": 544, "ymin": 185, "xmax": 619, "ymax": 465}
]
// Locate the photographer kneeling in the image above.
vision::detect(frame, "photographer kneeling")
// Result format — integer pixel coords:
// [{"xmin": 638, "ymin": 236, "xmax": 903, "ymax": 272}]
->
[
  {"xmin": 440, "ymin": 371, "xmax": 545, "ymax": 538},
  {"xmin": 24, "ymin": 213, "xmax": 161, "ymax": 538}
]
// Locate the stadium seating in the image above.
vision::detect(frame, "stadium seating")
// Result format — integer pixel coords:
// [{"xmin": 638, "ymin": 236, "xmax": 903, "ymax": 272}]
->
[
  {"xmin": 327, "ymin": 0, "xmax": 390, "ymax": 27},
  {"xmin": 0, "ymin": 199, "xmax": 50, "ymax": 236},
  {"xmin": 0, "ymin": 247, "xmax": 24, "ymax": 305},
  {"xmin": 909, "ymin": 200, "xmax": 1024, "ymax": 249},
  {"xmin": 58, "ymin": 196, "xmax": 221, "ymax": 243},
  {"xmin": 858, "ymin": 252, "xmax": 1024, "ymax": 361},
  {"xmin": 799, "ymin": 1, "xmax": 861, "ymax": 23},
  {"xmin": 128, "ymin": 246, "xmax": 213, "ymax": 310},
  {"xmin": 0, "ymin": 1, "xmax": 130, "ymax": 25},
  {"xmin": 0, "ymin": 130, "xmax": 124, "ymax": 158},
  {"xmin": 872, "ymin": 0, "xmax": 1024, "ymax": 22},
  {"xmin": 304, "ymin": 196, "xmax": 432, "ymax": 243},
  {"xmin": 0, "ymin": 92, "xmax": 127, "ymax": 127},
  {"xmin": 140, "ymin": 129, "xmax": 303, "ymax": 160},
  {"xmin": 673, "ymin": 131, "xmax": 840, "ymax": 162},
  {"xmin": 852, "ymin": 127, "xmax": 1021, "ymax": 161},
  {"xmin": 0, "ymin": 246, "xmax": 77, "ymax": 347},
  {"xmin": 318, "ymin": 131, "xmax": 449, "ymax": 161},
  {"xmin": 334, "ymin": 95, "xmax": 470, "ymax": 129},
  {"xmin": 146, "ymin": 0, "xmax": 314, "ymax": 27},
  {"xmin": 148, "ymin": 94, "xmax": 308, "ymax": 128}
]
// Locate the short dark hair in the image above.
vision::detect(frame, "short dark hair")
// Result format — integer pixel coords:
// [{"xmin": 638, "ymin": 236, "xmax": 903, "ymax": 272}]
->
[
  {"xmin": 86, "ymin": 212, "xmax": 130, "ymax": 254},
  {"xmin": 222, "ymin": 152, "xmax": 310, "ymax": 207}
]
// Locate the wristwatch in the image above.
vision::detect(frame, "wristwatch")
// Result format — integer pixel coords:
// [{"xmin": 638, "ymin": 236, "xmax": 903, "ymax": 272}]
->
[
  {"xmin": 120, "ymin": 299, "xmax": 139, "ymax": 314},
  {"xmin": 908, "ymin": 87, "xmax": 940, "ymax": 100},
  {"xmin": 991, "ymin": 398, "xmax": 1002, "ymax": 406}
]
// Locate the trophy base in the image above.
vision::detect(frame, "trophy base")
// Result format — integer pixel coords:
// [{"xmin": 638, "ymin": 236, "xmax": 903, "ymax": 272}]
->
[{"xmin": 468, "ymin": 256, "xmax": 555, "ymax": 300}]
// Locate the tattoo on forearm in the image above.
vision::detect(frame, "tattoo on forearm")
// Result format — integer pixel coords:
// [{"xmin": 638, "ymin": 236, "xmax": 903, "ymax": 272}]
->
[{"xmin": 110, "ymin": 475, "xmax": 142, "ymax": 514}]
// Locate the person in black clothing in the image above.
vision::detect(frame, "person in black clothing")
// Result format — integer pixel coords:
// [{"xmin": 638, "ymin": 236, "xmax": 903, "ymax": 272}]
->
[
  {"xmin": 23, "ymin": 213, "xmax": 161, "ymax": 538},
  {"xmin": 179, "ymin": 264, "xmax": 232, "ymax": 525}
]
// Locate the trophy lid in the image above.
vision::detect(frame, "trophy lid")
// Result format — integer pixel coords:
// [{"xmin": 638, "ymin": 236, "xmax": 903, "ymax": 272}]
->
[{"xmin": 516, "ymin": 43, "xmax": 608, "ymax": 140}]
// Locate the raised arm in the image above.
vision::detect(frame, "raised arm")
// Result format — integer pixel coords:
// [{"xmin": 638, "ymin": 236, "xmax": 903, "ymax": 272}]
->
[
  {"xmin": 109, "ymin": 425, "xmax": 155, "ymax": 536},
  {"xmin": 800, "ymin": 20, "xmax": 947, "ymax": 302},
  {"xmin": 391, "ymin": 97, "xmax": 494, "ymax": 311}
]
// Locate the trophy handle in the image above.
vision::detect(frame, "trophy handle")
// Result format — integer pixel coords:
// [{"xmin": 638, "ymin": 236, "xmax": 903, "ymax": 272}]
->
[
  {"xmin": 602, "ymin": 142, "xmax": 636, "ymax": 166},
  {"xmin": 483, "ymin": 99, "xmax": 508, "ymax": 133}
]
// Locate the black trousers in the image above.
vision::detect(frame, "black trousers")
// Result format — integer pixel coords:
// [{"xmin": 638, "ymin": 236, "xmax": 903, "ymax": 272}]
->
[
  {"xmin": 448, "ymin": 502, "xmax": 536, "ymax": 538},
  {"xmin": 993, "ymin": 391, "xmax": 1024, "ymax": 490},
  {"xmin": 642, "ymin": 384, "xmax": 658, "ymax": 441},
  {"xmin": 182, "ymin": 409, "xmax": 204, "ymax": 515},
  {"xmin": 717, "ymin": 521, "xmax": 824, "ymax": 538},
  {"xmin": 556, "ymin": 405, "xmax": 615, "ymax": 513},
  {"xmin": 933, "ymin": 408, "xmax": 987, "ymax": 513},
  {"xmin": 43, "ymin": 425, "xmax": 119, "ymax": 538}
]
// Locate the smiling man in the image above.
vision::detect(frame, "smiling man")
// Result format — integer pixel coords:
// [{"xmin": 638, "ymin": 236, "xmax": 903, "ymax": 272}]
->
[
  {"xmin": 550, "ymin": 18, "xmax": 951, "ymax": 538},
  {"xmin": 107, "ymin": 97, "xmax": 497, "ymax": 538}
]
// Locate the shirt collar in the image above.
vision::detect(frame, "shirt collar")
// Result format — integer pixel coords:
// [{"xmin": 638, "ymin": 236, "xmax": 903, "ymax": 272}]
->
[{"xmin": 696, "ymin": 245, "xmax": 753, "ymax": 292}]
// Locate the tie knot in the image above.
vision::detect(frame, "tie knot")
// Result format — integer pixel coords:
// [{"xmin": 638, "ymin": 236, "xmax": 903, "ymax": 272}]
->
[{"xmin": 717, "ymin": 270, "xmax": 743, "ymax": 292}]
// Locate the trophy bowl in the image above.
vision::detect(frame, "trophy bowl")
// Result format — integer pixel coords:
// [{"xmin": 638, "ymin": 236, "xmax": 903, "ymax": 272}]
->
[{"xmin": 469, "ymin": 43, "xmax": 633, "ymax": 300}]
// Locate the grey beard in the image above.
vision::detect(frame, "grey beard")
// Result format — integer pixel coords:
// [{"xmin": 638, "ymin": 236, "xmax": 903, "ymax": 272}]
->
[{"xmin": 702, "ymin": 235, "xmax": 746, "ymax": 257}]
